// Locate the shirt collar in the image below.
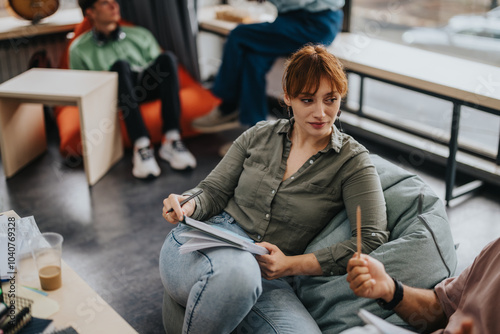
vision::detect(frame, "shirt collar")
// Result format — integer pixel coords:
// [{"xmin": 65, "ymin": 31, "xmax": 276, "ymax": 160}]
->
[
  {"xmin": 92, "ymin": 25, "xmax": 126, "ymax": 46},
  {"xmin": 276, "ymin": 118, "xmax": 343, "ymax": 153}
]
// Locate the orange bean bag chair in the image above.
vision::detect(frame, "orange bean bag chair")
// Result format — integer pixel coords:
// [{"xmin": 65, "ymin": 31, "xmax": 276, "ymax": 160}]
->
[{"xmin": 55, "ymin": 18, "xmax": 220, "ymax": 157}]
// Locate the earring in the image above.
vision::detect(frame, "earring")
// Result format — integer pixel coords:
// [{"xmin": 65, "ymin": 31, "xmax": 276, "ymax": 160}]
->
[
  {"xmin": 287, "ymin": 106, "xmax": 293, "ymax": 126},
  {"xmin": 336, "ymin": 110, "xmax": 343, "ymax": 132}
]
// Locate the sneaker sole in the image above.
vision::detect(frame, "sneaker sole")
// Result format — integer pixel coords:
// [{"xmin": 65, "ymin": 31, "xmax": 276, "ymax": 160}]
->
[
  {"xmin": 169, "ymin": 162, "xmax": 197, "ymax": 171},
  {"xmin": 192, "ymin": 120, "xmax": 242, "ymax": 133},
  {"xmin": 159, "ymin": 153, "xmax": 197, "ymax": 170},
  {"xmin": 132, "ymin": 171, "xmax": 160, "ymax": 179}
]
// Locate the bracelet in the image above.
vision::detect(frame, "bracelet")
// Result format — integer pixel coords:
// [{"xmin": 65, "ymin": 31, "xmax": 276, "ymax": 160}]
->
[{"xmin": 376, "ymin": 277, "xmax": 404, "ymax": 310}]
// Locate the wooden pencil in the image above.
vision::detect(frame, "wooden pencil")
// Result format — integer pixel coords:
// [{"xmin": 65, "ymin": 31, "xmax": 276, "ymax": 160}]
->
[{"xmin": 356, "ymin": 205, "xmax": 361, "ymax": 258}]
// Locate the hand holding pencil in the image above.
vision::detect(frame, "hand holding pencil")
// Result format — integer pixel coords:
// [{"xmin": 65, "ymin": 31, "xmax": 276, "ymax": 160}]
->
[
  {"xmin": 163, "ymin": 189, "xmax": 203, "ymax": 224},
  {"xmin": 347, "ymin": 205, "xmax": 398, "ymax": 301}
]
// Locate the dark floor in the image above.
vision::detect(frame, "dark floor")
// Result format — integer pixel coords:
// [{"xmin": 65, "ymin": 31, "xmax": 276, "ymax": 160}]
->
[{"xmin": 1, "ymin": 116, "xmax": 500, "ymax": 334}]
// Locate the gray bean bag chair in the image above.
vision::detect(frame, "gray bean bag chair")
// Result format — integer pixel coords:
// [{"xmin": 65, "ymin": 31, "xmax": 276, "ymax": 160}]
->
[
  {"xmin": 295, "ymin": 154, "xmax": 457, "ymax": 333},
  {"xmin": 162, "ymin": 155, "xmax": 457, "ymax": 333}
]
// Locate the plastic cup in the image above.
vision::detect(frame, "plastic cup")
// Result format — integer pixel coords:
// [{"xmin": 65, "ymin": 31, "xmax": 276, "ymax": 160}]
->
[{"xmin": 30, "ymin": 232, "xmax": 63, "ymax": 291}]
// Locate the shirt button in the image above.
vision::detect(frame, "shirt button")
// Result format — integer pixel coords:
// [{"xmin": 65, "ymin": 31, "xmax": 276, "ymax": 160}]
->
[
  {"xmin": 372, "ymin": 233, "xmax": 376, "ymax": 236},
  {"xmin": 309, "ymin": 160, "xmax": 314, "ymax": 164},
  {"xmin": 257, "ymin": 235, "xmax": 262, "ymax": 240},
  {"xmin": 271, "ymin": 190, "xmax": 275, "ymax": 194},
  {"xmin": 291, "ymin": 176, "xmax": 294, "ymax": 180},
  {"xmin": 265, "ymin": 214, "xmax": 270, "ymax": 219}
]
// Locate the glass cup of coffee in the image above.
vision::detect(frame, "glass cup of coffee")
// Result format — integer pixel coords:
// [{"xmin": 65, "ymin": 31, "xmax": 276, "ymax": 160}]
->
[{"xmin": 30, "ymin": 232, "xmax": 64, "ymax": 291}]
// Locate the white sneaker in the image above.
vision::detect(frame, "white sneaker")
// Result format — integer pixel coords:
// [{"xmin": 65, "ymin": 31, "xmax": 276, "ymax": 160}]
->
[
  {"xmin": 192, "ymin": 108, "xmax": 240, "ymax": 133},
  {"xmin": 132, "ymin": 146, "xmax": 161, "ymax": 179},
  {"xmin": 159, "ymin": 140, "xmax": 197, "ymax": 170}
]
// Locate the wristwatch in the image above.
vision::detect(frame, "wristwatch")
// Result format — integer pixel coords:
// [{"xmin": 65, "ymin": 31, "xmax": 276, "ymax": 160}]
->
[{"xmin": 376, "ymin": 277, "xmax": 404, "ymax": 310}]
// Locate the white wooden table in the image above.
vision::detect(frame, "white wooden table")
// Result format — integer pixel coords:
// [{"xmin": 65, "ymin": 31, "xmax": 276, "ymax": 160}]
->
[
  {"xmin": 1, "ymin": 210, "xmax": 138, "ymax": 333},
  {"xmin": 0, "ymin": 68, "xmax": 122, "ymax": 186},
  {"xmin": 16, "ymin": 260, "xmax": 139, "ymax": 333}
]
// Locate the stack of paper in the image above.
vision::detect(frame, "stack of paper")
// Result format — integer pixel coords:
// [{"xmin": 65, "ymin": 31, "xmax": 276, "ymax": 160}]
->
[
  {"xmin": 358, "ymin": 309, "xmax": 416, "ymax": 333},
  {"xmin": 179, "ymin": 217, "xmax": 269, "ymax": 255}
]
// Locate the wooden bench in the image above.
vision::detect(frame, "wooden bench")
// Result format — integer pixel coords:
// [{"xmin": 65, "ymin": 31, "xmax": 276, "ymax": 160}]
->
[
  {"xmin": 327, "ymin": 33, "xmax": 500, "ymax": 205},
  {"xmin": 198, "ymin": 8, "xmax": 500, "ymax": 205}
]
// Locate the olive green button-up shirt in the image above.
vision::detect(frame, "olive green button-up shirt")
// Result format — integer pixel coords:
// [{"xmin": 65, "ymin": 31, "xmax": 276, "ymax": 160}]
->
[{"xmin": 188, "ymin": 119, "xmax": 389, "ymax": 276}]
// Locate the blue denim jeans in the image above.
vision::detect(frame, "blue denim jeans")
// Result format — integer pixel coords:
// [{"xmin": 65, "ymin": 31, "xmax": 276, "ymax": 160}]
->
[{"xmin": 159, "ymin": 212, "xmax": 321, "ymax": 334}]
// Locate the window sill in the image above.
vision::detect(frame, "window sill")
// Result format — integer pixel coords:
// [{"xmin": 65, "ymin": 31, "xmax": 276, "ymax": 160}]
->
[{"xmin": 0, "ymin": 8, "xmax": 82, "ymax": 41}]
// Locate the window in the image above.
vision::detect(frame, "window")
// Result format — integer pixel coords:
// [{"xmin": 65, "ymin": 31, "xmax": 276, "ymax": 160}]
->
[
  {"xmin": 347, "ymin": 0, "xmax": 500, "ymax": 160},
  {"xmin": 350, "ymin": 0, "xmax": 499, "ymax": 66}
]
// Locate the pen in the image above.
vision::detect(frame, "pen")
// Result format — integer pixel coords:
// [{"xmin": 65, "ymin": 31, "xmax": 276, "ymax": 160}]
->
[{"xmin": 167, "ymin": 189, "xmax": 203, "ymax": 213}]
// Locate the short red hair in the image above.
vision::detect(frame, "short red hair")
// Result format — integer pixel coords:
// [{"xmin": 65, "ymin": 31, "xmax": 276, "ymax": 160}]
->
[{"xmin": 282, "ymin": 44, "xmax": 348, "ymax": 99}]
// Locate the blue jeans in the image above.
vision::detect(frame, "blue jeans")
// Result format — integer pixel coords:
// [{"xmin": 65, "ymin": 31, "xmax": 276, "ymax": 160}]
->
[
  {"xmin": 212, "ymin": 9, "xmax": 343, "ymax": 126},
  {"xmin": 159, "ymin": 213, "xmax": 321, "ymax": 334}
]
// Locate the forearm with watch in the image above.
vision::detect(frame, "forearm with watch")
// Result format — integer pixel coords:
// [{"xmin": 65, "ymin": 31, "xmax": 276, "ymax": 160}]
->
[{"xmin": 377, "ymin": 275, "xmax": 448, "ymax": 332}]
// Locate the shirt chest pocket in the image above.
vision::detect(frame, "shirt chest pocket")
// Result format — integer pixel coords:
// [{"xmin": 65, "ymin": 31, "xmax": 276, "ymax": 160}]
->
[
  {"xmin": 234, "ymin": 159, "xmax": 268, "ymax": 208},
  {"xmin": 285, "ymin": 183, "xmax": 337, "ymax": 225}
]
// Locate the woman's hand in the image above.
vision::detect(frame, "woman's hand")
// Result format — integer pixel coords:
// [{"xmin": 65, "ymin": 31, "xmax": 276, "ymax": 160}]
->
[
  {"xmin": 162, "ymin": 193, "xmax": 196, "ymax": 224},
  {"xmin": 255, "ymin": 242, "xmax": 323, "ymax": 279},
  {"xmin": 255, "ymin": 242, "xmax": 291, "ymax": 280}
]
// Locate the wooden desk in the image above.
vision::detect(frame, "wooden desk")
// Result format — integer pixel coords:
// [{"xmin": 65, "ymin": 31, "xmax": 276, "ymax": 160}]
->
[
  {"xmin": 198, "ymin": 5, "xmax": 275, "ymax": 36},
  {"xmin": 0, "ymin": 68, "xmax": 122, "ymax": 186},
  {"xmin": 327, "ymin": 33, "xmax": 500, "ymax": 113},
  {"xmin": 198, "ymin": 5, "xmax": 237, "ymax": 36}
]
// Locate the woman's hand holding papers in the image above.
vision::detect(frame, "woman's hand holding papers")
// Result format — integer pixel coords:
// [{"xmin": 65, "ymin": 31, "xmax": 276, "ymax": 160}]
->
[{"xmin": 255, "ymin": 242, "xmax": 291, "ymax": 280}]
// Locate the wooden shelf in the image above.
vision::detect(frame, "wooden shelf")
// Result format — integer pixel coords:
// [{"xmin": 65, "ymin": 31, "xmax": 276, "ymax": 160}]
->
[{"xmin": 0, "ymin": 8, "xmax": 82, "ymax": 41}]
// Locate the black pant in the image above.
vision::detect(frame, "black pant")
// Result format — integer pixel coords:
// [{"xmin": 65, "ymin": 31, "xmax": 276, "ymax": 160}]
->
[{"xmin": 110, "ymin": 51, "xmax": 181, "ymax": 143}]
